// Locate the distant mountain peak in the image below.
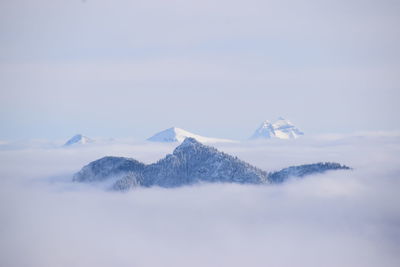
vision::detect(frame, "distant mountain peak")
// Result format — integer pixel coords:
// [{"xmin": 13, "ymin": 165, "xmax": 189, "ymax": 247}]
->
[
  {"xmin": 147, "ymin": 127, "xmax": 235, "ymax": 143},
  {"xmin": 64, "ymin": 134, "xmax": 93, "ymax": 146},
  {"xmin": 250, "ymin": 118, "xmax": 304, "ymax": 140}
]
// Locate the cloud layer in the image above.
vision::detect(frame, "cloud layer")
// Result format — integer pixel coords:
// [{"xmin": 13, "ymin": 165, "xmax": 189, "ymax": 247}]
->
[{"xmin": 0, "ymin": 133, "xmax": 399, "ymax": 267}]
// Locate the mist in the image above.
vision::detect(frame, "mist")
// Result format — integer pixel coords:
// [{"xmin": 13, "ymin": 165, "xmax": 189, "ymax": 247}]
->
[{"xmin": 0, "ymin": 133, "xmax": 399, "ymax": 267}]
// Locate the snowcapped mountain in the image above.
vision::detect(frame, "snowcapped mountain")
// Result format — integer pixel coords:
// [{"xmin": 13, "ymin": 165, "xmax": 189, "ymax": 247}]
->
[
  {"xmin": 64, "ymin": 134, "xmax": 94, "ymax": 146},
  {"xmin": 73, "ymin": 137, "xmax": 350, "ymax": 191},
  {"xmin": 147, "ymin": 127, "xmax": 235, "ymax": 143},
  {"xmin": 250, "ymin": 118, "xmax": 304, "ymax": 140}
]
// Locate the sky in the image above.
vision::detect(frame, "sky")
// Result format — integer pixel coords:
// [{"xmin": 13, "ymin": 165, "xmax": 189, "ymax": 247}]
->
[{"xmin": 0, "ymin": 0, "xmax": 399, "ymax": 141}]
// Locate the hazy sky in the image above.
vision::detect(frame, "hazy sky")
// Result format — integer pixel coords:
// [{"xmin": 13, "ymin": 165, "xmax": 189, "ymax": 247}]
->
[{"xmin": 0, "ymin": 0, "xmax": 399, "ymax": 140}]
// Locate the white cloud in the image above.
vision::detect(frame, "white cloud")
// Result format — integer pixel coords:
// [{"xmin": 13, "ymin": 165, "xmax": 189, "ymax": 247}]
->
[{"xmin": 0, "ymin": 133, "xmax": 399, "ymax": 267}]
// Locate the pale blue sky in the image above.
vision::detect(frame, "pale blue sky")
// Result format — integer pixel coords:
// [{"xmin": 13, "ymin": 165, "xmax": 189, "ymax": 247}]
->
[{"xmin": 0, "ymin": 0, "xmax": 399, "ymax": 140}]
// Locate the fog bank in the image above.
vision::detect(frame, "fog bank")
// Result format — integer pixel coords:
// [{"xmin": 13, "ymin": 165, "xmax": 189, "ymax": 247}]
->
[{"xmin": 0, "ymin": 134, "xmax": 399, "ymax": 267}]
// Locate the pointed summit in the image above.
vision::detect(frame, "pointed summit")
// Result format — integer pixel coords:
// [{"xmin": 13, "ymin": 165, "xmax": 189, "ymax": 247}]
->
[
  {"xmin": 172, "ymin": 137, "xmax": 208, "ymax": 155},
  {"xmin": 147, "ymin": 127, "xmax": 235, "ymax": 143},
  {"xmin": 64, "ymin": 134, "xmax": 94, "ymax": 146},
  {"xmin": 250, "ymin": 118, "xmax": 304, "ymax": 140},
  {"xmin": 146, "ymin": 127, "xmax": 181, "ymax": 142},
  {"xmin": 144, "ymin": 137, "xmax": 269, "ymax": 187},
  {"xmin": 178, "ymin": 137, "xmax": 202, "ymax": 147}
]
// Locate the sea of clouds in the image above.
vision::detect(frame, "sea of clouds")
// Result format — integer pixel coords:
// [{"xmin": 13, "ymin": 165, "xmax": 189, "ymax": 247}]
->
[{"xmin": 0, "ymin": 133, "xmax": 399, "ymax": 267}]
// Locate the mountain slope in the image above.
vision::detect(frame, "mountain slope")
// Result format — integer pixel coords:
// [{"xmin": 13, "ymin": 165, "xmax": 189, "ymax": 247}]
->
[
  {"xmin": 250, "ymin": 118, "xmax": 304, "ymax": 140},
  {"xmin": 269, "ymin": 162, "xmax": 351, "ymax": 183},
  {"xmin": 147, "ymin": 127, "xmax": 235, "ymax": 143},
  {"xmin": 73, "ymin": 138, "xmax": 350, "ymax": 191},
  {"xmin": 73, "ymin": 156, "xmax": 146, "ymax": 183},
  {"xmin": 142, "ymin": 137, "xmax": 268, "ymax": 187}
]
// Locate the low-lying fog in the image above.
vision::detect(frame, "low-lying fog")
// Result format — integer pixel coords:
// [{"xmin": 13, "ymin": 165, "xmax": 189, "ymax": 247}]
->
[{"xmin": 1, "ymin": 133, "xmax": 399, "ymax": 267}]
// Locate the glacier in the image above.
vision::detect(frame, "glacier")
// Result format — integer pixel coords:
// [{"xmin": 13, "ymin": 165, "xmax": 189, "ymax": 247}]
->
[{"xmin": 73, "ymin": 137, "xmax": 350, "ymax": 191}]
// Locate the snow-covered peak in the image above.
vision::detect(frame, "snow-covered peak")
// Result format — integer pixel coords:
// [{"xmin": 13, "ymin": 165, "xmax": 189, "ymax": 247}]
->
[
  {"xmin": 260, "ymin": 120, "xmax": 273, "ymax": 127},
  {"xmin": 250, "ymin": 118, "xmax": 304, "ymax": 140},
  {"xmin": 172, "ymin": 137, "xmax": 208, "ymax": 155},
  {"xmin": 251, "ymin": 121, "xmax": 275, "ymax": 139},
  {"xmin": 147, "ymin": 127, "xmax": 235, "ymax": 143},
  {"xmin": 179, "ymin": 137, "xmax": 201, "ymax": 147},
  {"xmin": 273, "ymin": 117, "xmax": 294, "ymax": 127},
  {"xmin": 64, "ymin": 134, "xmax": 94, "ymax": 146}
]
